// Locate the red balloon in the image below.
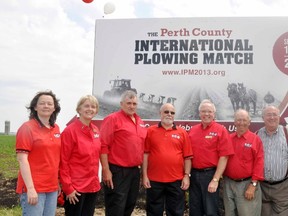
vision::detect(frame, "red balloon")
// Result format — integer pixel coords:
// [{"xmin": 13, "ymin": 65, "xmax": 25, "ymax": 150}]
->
[{"xmin": 82, "ymin": 0, "xmax": 93, "ymax": 3}]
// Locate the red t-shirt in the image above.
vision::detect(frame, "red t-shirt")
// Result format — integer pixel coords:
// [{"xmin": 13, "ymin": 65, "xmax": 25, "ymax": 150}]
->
[
  {"xmin": 224, "ymin": 130, "xmax": 264, "ymax": 181},
  {"xmin": 189, "ymin": 121, "xmax": 234, "ymax": 169},
  {"xmin": 15, "ymin": 119, "xmax": 61, "ymax": 193},
  {"xmin": 100, "ymin": 110, "xmax": 147, "ymax": 167},
  {"xmin": 60, "ymin": 119, "xmax": 101, "ymax": 195},
  {"xmin": 145, "ymin": 123, "xmax": 193, "ymax": 182}
]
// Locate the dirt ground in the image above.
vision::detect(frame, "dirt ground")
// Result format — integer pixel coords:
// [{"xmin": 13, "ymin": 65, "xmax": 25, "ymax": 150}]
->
[
  {"xmin": 0, "ymin": 176, "xmax": 18, "ymax": 208},
  {"xmin": 0, "ymin": 175, "xmax": 222, "ymax": 216},
  {"xmin": 0, "ymin": 175, "xmax": 148, "ymax": 215},
  {"xmin": 55, "ymin": 207, "xmax": 147, "ymax": 216}
]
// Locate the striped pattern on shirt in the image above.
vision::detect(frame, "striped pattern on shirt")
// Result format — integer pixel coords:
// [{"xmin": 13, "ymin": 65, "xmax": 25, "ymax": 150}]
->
[{"xmin": 257, "ymin": 126, "xmax": 288, "ymax": 182}]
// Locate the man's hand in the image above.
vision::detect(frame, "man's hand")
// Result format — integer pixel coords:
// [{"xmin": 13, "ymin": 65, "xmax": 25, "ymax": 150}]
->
[
  {"xmin": 245, "ymin": 184, "xmax": 256, "ymax": 200},
  {"xmin": 181, "ymin": 175, "xmax": 190, "ymax": 190},
  {"xmin": 142, "ymin": 175, "xmax": 151, "ymax": 189},
  {"xmin": 208, "ymin": 180, "xmax": 219, "ymax": 193},
  {"xmin": 102, "ymin": 169, "xmax": 114, "ymax": 189}
]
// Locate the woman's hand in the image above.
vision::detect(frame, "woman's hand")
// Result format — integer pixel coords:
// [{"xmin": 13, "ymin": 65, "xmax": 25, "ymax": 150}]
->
[
  {"xmin": 66, "ymin": 190, "xmax": 81, "ymax": 205},
  {"xmin": 27, "ymin": 187, "xmax": 38, "ymax": 205}
]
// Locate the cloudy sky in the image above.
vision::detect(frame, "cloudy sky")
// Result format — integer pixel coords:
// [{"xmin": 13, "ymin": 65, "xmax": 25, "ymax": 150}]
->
[{"xmin": 1, "ymin": 0, "xmax": 288, "ymax": 133}]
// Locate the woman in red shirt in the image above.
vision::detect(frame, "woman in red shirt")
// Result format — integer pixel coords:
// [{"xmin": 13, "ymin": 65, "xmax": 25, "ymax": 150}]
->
[
  {"xmin": 16, "ymin": 90, "xmax": 61, "ymax": 216},
  {"xmin": 60, "ymin": 95, "xmax": 101, "ymax": 216}
]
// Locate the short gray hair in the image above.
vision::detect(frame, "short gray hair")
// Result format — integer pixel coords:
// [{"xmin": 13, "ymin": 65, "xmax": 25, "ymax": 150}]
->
[
  {"xmin": 120, "ymin": 90, "xmax": 137, "ymax": 102},
  {"xmin": 234, "ymin": 109, "xmax": 251, "ymax": 121},
  {"xmin": 198, "ymin": 99, "xmax": 216, "ymax": 112},
  {"xmin": 262, "ymin": 105, "xmax": 280, "ymax": 117}
]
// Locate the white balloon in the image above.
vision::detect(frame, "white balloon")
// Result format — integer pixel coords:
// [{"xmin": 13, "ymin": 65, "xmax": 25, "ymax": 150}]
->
[{"xmin": 104, "ymin": 2, "xmax": 115, "ymax": 15}]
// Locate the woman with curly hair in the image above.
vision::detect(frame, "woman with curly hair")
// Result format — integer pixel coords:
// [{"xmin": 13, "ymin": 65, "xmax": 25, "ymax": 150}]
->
[{"xmin": 16, "ymin": 90, "xmax": 61, "ymax": 216}]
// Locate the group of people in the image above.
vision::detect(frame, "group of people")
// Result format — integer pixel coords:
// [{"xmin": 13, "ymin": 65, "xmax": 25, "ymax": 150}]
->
[
  {"xmin": 15, "ymin": 90, "xmax": 288, "ymax": 216},
  {"xmin": 15, "ymin": 92, "xmax": 101, "ymax": 216}
]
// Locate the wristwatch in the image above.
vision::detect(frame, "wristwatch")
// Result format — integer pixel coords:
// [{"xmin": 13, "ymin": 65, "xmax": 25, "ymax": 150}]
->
[
  {"xmin": 250, "ymin": 181, "xmax": 257, "ymax": 187},
  {"xmin": 184, "ymin": 173, "xmax": 191, "ymax": 177},
  {"xmin": 212, "ymin": 177, "xmax": 219, "ymax": 182}
]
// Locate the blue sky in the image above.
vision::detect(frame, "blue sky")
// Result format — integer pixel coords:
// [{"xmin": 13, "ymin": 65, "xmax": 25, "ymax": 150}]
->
[{"xmin": 1, "ymin": 0, "xmax": 288, "ymax": 132}]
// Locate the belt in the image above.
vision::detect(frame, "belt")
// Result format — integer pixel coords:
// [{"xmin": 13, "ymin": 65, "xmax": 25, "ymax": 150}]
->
[
  {"xmin": 193, "ymin": 167, "xmax": 216, "ymax": 172},
  {"xmin": 109, "ymin": 163, "xmax": 139, "ymax": 169},
  {"xmin": 228, "ymin": 176, "xmax": 251, "ymax": 182},
  {"xmin": 263, "ymin": 177, "xmax": 288, "ymax": 185}
]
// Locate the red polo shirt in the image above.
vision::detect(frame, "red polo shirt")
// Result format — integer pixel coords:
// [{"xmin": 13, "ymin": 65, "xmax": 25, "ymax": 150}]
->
[
  {"xmin": 189, "ymin": 121, "xmax": 234, "ymax": 169},
  {"xmin": 100, "ymin": 110, "xmax": 147, "ymax": 167},
  {"xmin": 224, "ymin": 130, "xmax": 264, "ymax": 181},
  {"xmin": 145, "ymin": 123, "xmax": 193, "ymax": 182},
  {"xmin": 16, "ymin": 119, "xmax": 61, "ymax": 193},
  {"xmin": 60, "ymin": 118, "xmax": 101, "ymax": 195}
]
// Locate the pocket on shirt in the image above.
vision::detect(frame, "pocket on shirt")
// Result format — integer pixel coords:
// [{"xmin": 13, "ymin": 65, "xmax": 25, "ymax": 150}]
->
[{"xmin": 242, "ymin": 146, "xmax": 253, "ymax": 162}]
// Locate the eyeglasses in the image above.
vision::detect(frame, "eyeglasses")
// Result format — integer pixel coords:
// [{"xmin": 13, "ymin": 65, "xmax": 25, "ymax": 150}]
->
[
  {"xmin": 163, "ymin": 110, "xmax": 175, "ymax": 115},
  {"xmin": 200, "ymin": 110, "xmax": 214, "ymax": 114},
  {"xmin": 265, "ymin": 113, "xmax": 279, "ymax": 118}
]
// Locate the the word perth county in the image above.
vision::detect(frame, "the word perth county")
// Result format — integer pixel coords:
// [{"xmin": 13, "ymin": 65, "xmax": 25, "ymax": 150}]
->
[{"xmin": 134, "ymin": 28, "xmax": 254, "ymax": 65}]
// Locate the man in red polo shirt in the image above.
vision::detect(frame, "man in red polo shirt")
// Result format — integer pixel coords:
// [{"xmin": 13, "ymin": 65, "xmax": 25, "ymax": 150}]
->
[
  {"xmin": 223, "ymin": 109, "xmax": 264, "ymax": 216},
  {"xmin": 188, "ymin": 99, "xmax": 234, "ymax": 216},
  {"xmin": 142, "ymin": 103, "xmax": 193, "ymax": 216},
  {"xmin": 100, "ymin": 90, "xmax": 147, "ymax": 216}
]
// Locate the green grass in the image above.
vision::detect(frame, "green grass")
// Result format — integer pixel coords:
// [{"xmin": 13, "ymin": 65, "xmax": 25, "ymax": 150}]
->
[
  {"xmin": 0, "ymin": 206, "xmax": 21, "ymax": 216},
  {"xmin": 0, "ymin": 135, "xmax": 18, "ymax": 179},
  {"xmin": 0, "ymin": 135, "xmax": 20, "ymax": 214}
]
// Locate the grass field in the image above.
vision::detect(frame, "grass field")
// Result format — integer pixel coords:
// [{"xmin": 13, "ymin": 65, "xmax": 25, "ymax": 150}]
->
[
  {"xmin": 0, "ymin": 206, "xmax": 21, "ymax": 216},
  {"xmin": 0, "ymin": 135, "xmax": 21, "ymax": 215},
  {"xmin": 0, "ymin": 135, "xmax": 18, "ymax": 179}
]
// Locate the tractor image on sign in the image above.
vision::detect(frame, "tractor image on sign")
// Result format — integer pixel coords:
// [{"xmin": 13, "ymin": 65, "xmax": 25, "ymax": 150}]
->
[{"xmin": 103, "ymin": 78, "xmax": 137, "ymax": 99}]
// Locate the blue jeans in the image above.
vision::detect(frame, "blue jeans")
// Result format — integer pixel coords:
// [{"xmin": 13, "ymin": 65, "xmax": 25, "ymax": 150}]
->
[{"xmin": 20, "ymin": 191, "xmax": 58, "ymax": 216}]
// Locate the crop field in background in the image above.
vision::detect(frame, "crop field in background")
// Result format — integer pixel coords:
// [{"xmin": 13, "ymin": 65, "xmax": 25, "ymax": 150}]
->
[{"xmin": 0, "ymin": 135, "xmax": 21, "ymax": 215}]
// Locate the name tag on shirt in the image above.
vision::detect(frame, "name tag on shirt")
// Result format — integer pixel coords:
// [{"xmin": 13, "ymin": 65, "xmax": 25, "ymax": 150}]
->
[{"xmin": 244, "ymin": 143, "xmax": 252, "ymax": 148}]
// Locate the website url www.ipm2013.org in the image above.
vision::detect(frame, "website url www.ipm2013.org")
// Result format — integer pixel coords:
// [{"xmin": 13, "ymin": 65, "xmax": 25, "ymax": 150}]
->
[{"xmin": 162, "ymin": 69, "xmax": 226, "ymax": 77}]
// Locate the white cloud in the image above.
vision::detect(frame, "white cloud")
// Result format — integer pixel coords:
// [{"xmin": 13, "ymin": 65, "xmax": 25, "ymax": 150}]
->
[
  {"xmin": 0, "ymin": 0, "xmax": 97, "ymax": 132},
  {"xmin": 0, "ymin": 0, "xmax": 288, "ymax": 132}
]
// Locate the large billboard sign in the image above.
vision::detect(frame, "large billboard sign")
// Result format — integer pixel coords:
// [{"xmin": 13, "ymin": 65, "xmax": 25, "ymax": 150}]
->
[{"xmin": 93, "ymin": 17, "xmax": 288, "ymax": 132}]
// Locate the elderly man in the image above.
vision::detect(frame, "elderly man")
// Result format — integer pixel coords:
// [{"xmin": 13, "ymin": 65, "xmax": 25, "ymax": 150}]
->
[
  {"xmin": 100, "ymin": 90, "xmax": 147, "ymax": 216},
  {"xmin": 188, "ymin": 99, "xmax": 234, "ymax": 216},
  {"xmin": 223, "ymin": 109, "xmax": 264, "ymax": 216},
  {"xmin": 142, "ymin": 103, "xmax": 193, "ymax": 216},
  {"xmin": 257, "ymin": 105, "xmax": 288, "ymax": 216}
]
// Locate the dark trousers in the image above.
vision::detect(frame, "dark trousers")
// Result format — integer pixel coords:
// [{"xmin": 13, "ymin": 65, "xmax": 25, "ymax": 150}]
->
[
  {"xmin": 64, "ymin": 192, "xmax": 98, "ymax": 216},
  {"xmin": 189, "ymin": 169, "xmax": 220, "ymax": 216},
  {"xmin": 104, "ymin": 164, "xmax": 140, "ymax": 216},
  {"xmin": 146, "ymin": 180, "xmax": 185, "ymax": 216}
]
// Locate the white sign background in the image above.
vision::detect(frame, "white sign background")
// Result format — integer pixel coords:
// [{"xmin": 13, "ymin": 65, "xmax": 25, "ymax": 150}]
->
[{"xmin": 93, "ymin": 17, "xmax": 288, "ymax": 125}]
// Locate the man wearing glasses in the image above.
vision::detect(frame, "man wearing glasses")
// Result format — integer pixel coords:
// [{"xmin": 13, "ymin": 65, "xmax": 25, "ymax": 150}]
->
[
  {"xmin": 257, "ymin": 105, "xmax": 288, "ymax": 216},
  {"xmin": 188, "ymin": 99, "xmax": 234, "ymax": 216},
  {"xmin": 142, "ymin": 103, "xmax": 193, "ymax": 216}
]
